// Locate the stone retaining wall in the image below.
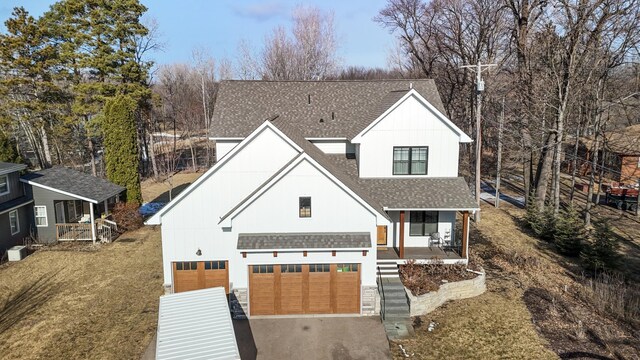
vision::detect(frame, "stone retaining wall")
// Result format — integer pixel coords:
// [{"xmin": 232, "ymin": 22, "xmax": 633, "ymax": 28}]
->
[
  {"xmin": 361, "ymin": 286, "xmax": 378, "ymax": 316},
  {"xmin": 405, "ymin": 271, "xmax": 486, "ymax": 316}
]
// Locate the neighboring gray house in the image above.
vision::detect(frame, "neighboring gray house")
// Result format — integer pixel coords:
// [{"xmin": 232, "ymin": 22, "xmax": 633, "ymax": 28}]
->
[
  {"xmin": 0, "ymin": 161, "xmax": 33, "ymax": 255},
  {"xmin": 21, "ymin": 167, "xmax": 126, "ymax": 244}
]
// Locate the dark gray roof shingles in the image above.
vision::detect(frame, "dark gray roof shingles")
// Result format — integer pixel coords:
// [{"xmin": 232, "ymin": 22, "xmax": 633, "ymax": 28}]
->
[
  {"xmin": 211, "ymin": 80, "xmax": 445, "ymax": 139},
  {"xmin": 22, "ymin": 167, "xmax": 125, "ymax": 203},
  {"xmin": 328, "ymin": 155, "xmax": 479, "ymax": 210},
  {"xmin": 0, "ymin": 161, "xmax": 26, "ymax": 175},
  {"xmin": 237, "ymin": 232, "xmax": 371, "ymax": 250}
]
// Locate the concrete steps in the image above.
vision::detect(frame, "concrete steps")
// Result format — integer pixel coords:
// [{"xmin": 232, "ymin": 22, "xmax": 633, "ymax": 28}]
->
[{"xmin": 376, "ymin": 265, "xmax": 414, "ymax": 340}]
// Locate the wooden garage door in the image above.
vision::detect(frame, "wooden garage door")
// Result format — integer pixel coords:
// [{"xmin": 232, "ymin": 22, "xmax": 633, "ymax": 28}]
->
[
  {"xmin": 249, "ymin": 263, "xmax": 360, "ymax": 315},
  {"xmin": 173, "ymin": 261, "xmax": 229, "ymax": 294}
]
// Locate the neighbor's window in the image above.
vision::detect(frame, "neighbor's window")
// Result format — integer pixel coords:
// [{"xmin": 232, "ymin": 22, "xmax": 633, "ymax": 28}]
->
[
  {"xmin": 409, "ymin": 211, "xmax": 438, "ymax": 236},
  {"xmin": 34, "ymin": 206, "xmax": 47, "ymax": 227},
  {"xmin": 9, "ymin": 210, "xmax": 19, "ymax": 235},
  {"xmin": 299, "ymin": 197, "xmax": 311, "ymax": 218},
  {"xmin": 67, "ymin": 201, "xmax": 76, "ymax": 221},
  {"xmin": 0, "ymin": 175, "xmax": 8, "ymax": 194},
  {"xmin": 393, "ymin": 147, "xmax": 428, "ymax": 175}
]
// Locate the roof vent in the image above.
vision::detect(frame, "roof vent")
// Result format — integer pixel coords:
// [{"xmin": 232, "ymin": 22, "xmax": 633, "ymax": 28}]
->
[
  {"xmin": 331, "ymin": 111, "xmax": 335, "ymax": 120},
  {"xmin": 319, "ymin": 118, "xmax": 324, "ymax": 123},
  {"xmin": 409, "ymin": 82, "xmax": 413, "ymax": 89},
  {"xmin": 308, "ymin": 94, "xmax": 311, "ymax": 104}
]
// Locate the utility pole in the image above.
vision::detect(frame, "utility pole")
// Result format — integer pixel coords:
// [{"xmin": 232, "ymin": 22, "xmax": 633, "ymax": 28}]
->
[
  {"xmin": 495, "ymin": 97, "xmax": 504, "ymax": 208},
  {"xmin": 461, "ymin": 60, "xmax": 497, "ymax": 222}
]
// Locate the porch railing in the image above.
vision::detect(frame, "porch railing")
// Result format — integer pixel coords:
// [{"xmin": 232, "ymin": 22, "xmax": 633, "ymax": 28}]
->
[{"xmin": 56, "ymin": 219, "xmax": 119, "ymax": 243}]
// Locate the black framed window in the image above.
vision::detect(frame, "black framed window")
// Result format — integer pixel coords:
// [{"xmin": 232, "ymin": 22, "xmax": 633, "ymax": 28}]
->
[
  {"xmin": 336, "ymin": 263, "xmax": 358, "ymax": 272},
  {"xmin": 409, "ymin": 211, "xmax": 438, "ymax": 236},
  {"xmin": 299, "ymin": 197, "xmax": 311, "ymax": 217},
  {"xmin": 281, "ymin": 264, "xmax": 302, "ymax": 273},
  {"xmin": 309, "ymin": 264, "xmax": 330, "ymax": 272},
  {"xmin": 175, "ymin": 262, "xmax": 198, "ymax": 271},
  {"xmin": 253, "ymin": 265, "xmax": 274, "ymax": 273},
  {"xmin": 204, "ymin": 261, "xmax": 226, "ymax": 270},
  {"xmin": 393, "ymin": 147, "xmax": 428, "ymax": 175}
]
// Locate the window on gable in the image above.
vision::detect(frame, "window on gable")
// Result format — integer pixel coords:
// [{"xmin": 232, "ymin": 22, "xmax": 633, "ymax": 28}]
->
[
  {"xmin": 409, "ymin": 211, "xmax": 438, "ymax": 236},
  {"xmin": 299, "ymin": 197, "xmax": 311, "ymax": 218},
  {"xmin": 0, "ymin": 175, "xmax": 8, "ymax": 194},
  {"xmin": 393, "ymin": 147, "xmax": 428, "ymax": 175},
  {"xmin": 9, "ymin": 210, "xmax": 19, "ymax": 235}
]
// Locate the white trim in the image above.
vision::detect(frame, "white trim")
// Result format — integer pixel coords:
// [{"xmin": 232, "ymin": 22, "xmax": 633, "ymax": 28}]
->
[
  {"xmin": 219, "ymin": 154, "xmax": 387, "ymax": 227},
  {"xmin": 9, "ymin": 209, "xmax": 19, "ymax": 235},
  {"xmin": 351, "ymin": 89, "xmax": 473, "ymax": 143},
  {"xmin": 384, "ymin": 207, "xmax": 480, "ymax": 211},
  {"xmin": 146, "ymin": 120, "xmax": 304, "ymax": 225},
  {"xmin": 34, "ymin": 205, "xmax": 48, "ymax": 227},
  {"xmin": 0, "ymin": 174, "xmax": 9, "ymax": 196},
  {"xmin": 0, "ymin": 199, "xmax": 32, "ymax": 215},
  {"xmin": 20, "ymin": 179, "xmax": 99, "ymax": 204}
]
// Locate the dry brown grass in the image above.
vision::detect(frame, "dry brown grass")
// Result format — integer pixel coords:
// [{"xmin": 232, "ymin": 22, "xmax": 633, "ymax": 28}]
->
[
  {"xmin": 0, "ymin": 226, "xmax": 163, "ymax": 360},
  {"xmin": 141, "ymin": 172, "xmax": 203, "ymax": 203}
]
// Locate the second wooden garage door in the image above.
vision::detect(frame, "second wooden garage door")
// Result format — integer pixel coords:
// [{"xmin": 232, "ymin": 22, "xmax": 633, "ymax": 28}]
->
[
  {"xmin": 249, "ymin": 263, "xmax": 360, "ymax": 316},
  {"xmin": 173, "ymin": 261, "xmax": 229, "ymax": 293}
]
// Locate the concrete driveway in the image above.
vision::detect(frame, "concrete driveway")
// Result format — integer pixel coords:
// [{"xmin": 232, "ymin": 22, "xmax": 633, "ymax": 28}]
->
[{"xmin": 233, "ymin": 317, "xmax": 392, "ymax": 360}]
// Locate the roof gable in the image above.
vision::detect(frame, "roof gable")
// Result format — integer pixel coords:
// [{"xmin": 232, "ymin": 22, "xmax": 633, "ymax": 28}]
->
[
  {"xmin": 146, "ymin": 119, "xmax": 302, "ymax": 225},
  {"xmin": 351, "ymin": 89, "xmax": 472, "ymax": 143}
]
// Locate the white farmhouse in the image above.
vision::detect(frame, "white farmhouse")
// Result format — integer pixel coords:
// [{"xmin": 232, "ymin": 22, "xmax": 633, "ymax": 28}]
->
[{"xmin": 147, "ymin": 80, "xmax": 479, "ymax": 317}]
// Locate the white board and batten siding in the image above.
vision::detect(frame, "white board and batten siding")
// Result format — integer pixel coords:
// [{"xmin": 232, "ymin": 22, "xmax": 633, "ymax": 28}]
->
[
  {"xmin": 156, "ymin": 287, "xmax": 240, "ymax": 360},
  {"xmin": 214, "ymin": 139, "xmax": 241, "ymax": 161},
  {"xmin": 388, "ymin": 210, "xmax": 456, "ymax": 248},
  {"xmin": 357, "ymin": 94, "xmax": 461, "ymax": 178},
  {"xmin": 161, "ymin": 126, "xmax": 299, "ymax": 287},
  {"xmin": 228, "ymin": 158, "xmax": 380, "ymax": 287}
]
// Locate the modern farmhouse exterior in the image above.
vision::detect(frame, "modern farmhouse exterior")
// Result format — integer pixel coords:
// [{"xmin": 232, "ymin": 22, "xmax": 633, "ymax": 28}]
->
[{"xmin": 147, "ymin": 80, "xmax": 479, "ymax": 317}]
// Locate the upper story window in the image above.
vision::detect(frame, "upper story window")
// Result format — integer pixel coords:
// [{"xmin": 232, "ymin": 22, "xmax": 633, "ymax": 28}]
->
[
  {"xmin": 0, "ymin": 175, "xmax": 9, "ymax": 195},
  {"xmin": 393, "ymin": 147, "xmax": 428, "ymax": 175},
  {"xmin": 299, "ymin": 197, "xmax": 311, "ymax": 217}
]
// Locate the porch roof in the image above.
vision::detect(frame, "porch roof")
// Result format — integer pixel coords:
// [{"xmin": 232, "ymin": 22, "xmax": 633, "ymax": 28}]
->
[
  {"xmin": 21, "ymin": 167, "xmax": 125, "ymax": 204},
  {"xmin": 328, "ymin": 155, "xmax": 479, "ymax": 211},
  {"xmin": 237, "ymin": 232, "xmax": 371, "ymax": 250}
]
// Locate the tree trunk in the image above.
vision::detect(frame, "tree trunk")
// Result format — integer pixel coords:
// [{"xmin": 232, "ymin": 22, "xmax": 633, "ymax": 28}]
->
[
  {"xmin": 552, "ymin": 105, "xmax": 566, "ymax": 214},
  {"xmin": 534, "ymin": 132, "xmax": 555, "ymax": 208},
  {"xmin": 569, "ymin": 127, "xmax": 580, "ymax": 204},
  {"xmin": 584, "ymin": 126, "xmax": 600, "ymax": 227},
  {"xmin": 148, "ymin": 124, "xmax": 159, "ymax": 179},
  {"xmin": 88, "ymin": 138, "xmax": 97, "ymax": 176},
  {"xmin": 40, "ymin": 126, "xmax": 52, "ymax": 167}
]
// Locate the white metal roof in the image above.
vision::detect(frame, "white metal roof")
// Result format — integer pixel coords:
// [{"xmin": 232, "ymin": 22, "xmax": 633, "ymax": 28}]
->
[{"xmin": 156, "ymin": 287, "xmax": 240, "ymax": 360}]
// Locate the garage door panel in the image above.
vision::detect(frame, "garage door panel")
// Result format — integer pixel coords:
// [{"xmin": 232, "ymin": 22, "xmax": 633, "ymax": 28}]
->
[
  {"xmin": 249, "ymin": 265, "xmax": 276, "ymax": 316},
  {"xmin": 173, "ymin": 262, "xmax": 201, "ymax": 293},
  {"xmin": 279, "ymin": 272, "xmax": 303, "ymax": 314},
  {"xmin": 204, "ymin": 261, "xmax": 229, "ymax": 293},
  {"xmin": 308, "ymin": 273, "xmax": 331, "ymax": 313},
  {"xmin": 335, "ymin": 264, "xmax": 360, "ymax": 314}
]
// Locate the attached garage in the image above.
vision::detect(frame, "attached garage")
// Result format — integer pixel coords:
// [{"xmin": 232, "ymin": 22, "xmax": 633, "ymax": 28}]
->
[
  {"xmin": 172, "ymin": 260, "xmax": 229, "ymax": 293},
  {"xmin": 249, "ymin": 263, "xmax": 360, "ymax": 316}
]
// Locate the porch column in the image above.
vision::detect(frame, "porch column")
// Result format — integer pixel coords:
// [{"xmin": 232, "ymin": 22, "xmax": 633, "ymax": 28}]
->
[
  {"xmin": 90, "ymin": 203, "xmax": 97, "ymax": 244},
  {"xmin": 104, "ymin": 200, "xmax": 109, "ymax": 216},
  {"xmin": 461, "ymin": 211, "xmax": 469, "ymax": 258},
  {"xmin": 399, "ymin": 210, "xmax": 405, "ymax": 258}
]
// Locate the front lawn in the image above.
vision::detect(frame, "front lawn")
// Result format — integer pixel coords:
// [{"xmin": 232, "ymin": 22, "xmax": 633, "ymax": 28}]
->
[{"xmin": 0, "ymin": 226, "xmax": 163, "ymax": 359}]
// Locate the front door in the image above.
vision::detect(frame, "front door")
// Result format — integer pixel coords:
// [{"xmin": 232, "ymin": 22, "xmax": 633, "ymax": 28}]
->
[{"xmin": 55, "ymin": 202, "xmax": 65, "ymax": 223}]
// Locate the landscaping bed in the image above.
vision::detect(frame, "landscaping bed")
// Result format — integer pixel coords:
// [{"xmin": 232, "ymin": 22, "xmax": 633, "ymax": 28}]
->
[{"xmin": 398, "ymin": 260, "xmax": 480, "ymax": 296}]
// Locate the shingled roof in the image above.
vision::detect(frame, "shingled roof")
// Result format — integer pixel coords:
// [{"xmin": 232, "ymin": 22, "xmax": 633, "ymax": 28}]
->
[
  {"xmin": 0, "ymin": 161, "xmax": 26, "ymax": 175},
  {"xmin": 237, "ymin": 232, "xmax": 371, "ymax": 250},
  {"xmin": 211, "ymin": 80, "xmax": 446, "ymax": 139},
  {"xmin": 21, "ymin": 167, "xmax": 125, "ymax": 203}
]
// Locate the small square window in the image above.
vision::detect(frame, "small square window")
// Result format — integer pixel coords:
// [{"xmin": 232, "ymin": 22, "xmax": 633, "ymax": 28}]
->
[
  {"xmin": 299, "ymin": 197, "xmax": 311, "ymax": 218},
  {"xmin": 190, "ymin": 262, "xmax": 198, "ymax": 270},
  {"xmin": 253, "ymin": 265, "xmax": 259, "ymax": 273},
  {"xmin": 219, "ymin": 261, "xmax": 226, "ymax": 270},
  {"xmin": 0, "ymin": 175, "xmax": 8, "ymax": 194},
  {"xmin": 176, "ymin": 262, "xmax": 183, "ymax": 271}
]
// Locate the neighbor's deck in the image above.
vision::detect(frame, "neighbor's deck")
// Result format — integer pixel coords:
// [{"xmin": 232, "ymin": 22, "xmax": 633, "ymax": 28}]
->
[{"xmin": 377, "ymin": 247, "xmax": 463, "ymax": 261}]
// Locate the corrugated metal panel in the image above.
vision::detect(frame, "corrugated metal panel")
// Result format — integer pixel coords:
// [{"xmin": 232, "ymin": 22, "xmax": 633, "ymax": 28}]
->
[{"xmin": 156, "ymin": 287, "xmax": 240, "ymax": 360}]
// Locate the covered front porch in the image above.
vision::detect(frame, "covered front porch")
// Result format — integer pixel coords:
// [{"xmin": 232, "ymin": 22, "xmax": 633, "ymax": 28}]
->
[
  {"xmin": 54, "ymin": 199, "xmax": 119, "ymax": 243},
  {"xmin": 376, "ymin": 210, "xmax": 472, "ymax": 264}
]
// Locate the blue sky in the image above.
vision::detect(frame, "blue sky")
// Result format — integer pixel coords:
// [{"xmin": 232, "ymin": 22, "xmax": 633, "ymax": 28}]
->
[{"xmin": 0, "ymin": 0, "xmax": 394, "ymax": 70}]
